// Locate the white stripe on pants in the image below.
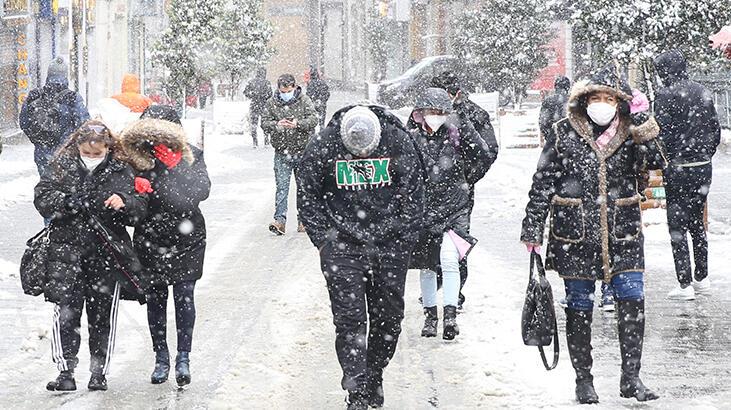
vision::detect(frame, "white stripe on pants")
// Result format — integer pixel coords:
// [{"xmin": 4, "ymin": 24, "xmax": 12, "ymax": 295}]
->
[
  {"xmin": 102, "ymin": 282, "xmax": 121, "ymax": 375},
  {"xmin": 51, "ymin": 305, "xmax": 67, "ymax": 371}
]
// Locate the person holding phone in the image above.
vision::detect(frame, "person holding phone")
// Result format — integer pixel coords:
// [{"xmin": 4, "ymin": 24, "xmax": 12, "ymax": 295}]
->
[{"xmin": 261, "ymin": 74, "xmax": 319, "ymax": 236}]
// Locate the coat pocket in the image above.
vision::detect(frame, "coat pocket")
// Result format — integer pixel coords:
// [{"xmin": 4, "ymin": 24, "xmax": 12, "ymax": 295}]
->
[
  {"xmin": 613, "ymin": 194, "xmax": 642, "ymax": 241},
  {"xmin": 550, "ymin": 195, "xmax": 585, "ymax": 243}
]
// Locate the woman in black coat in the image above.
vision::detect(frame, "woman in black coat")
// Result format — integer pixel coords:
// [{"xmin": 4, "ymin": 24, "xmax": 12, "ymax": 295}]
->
[
  {"xmin": 407, "ymin": 88, "xmax": 492, "ymax": 341},
  {"xmin": 120, "ymin": 106, "xmax": 211, "ymax": 386},
  {"xmin": 35, "ymin": 120, "xmax": 147, "ymax": 392},
  {"xmin": 521, "ymin": 65, "xmax": 665, "ymax": 404}
]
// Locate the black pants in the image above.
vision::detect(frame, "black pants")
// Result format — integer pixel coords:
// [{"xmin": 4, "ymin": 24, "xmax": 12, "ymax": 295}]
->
[
  {"xmin": 664, "ymin": 163, "xmax": 712, "ymax": 285},
  {"xmin": 52, "ymin": 273, "xmax": 120, "ymax": 374},
  {"xmin": 316, "ymin": 105, "xmax": 327, "ymax": 128},
  {"xmin": 320, "ymin": 243, "xmax": 408, "ymax": 393},
  {"xmin": 146, "ymin": 281, "xmax": 196, "ymax": 353}
]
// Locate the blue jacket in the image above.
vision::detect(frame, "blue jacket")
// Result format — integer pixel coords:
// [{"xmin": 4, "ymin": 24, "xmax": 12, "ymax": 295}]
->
[{"xmin": 19, "ymin": 72, "xmax": 90, "ymax": 147}]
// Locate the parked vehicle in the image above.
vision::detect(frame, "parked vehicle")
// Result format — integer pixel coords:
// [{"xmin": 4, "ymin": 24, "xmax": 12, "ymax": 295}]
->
[{"xmin": 377, "ymin": 55, "xmax": 476, "ymax": 109}]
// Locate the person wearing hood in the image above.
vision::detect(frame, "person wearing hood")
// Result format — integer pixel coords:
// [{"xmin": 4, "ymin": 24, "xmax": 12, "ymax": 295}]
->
[
  {"xmin": 111, "ymin": 73, "xmax": 153, "ymax": 113},
  {"xmin": 407, "ymin": 88, "xmax": 493, "ymax": 341},
  {"xmin": 654, "ymin": 50, "xmax": 721, "ymax": 300},
  {"xmin": 306, "ymin": 66, "xmax": 331, "ymax": 128},
  {"xmin": 431, "ymin": 72, "xmax": 499, "ymax": 311},
  {"xmin": 539, "ymin": 76, "xmax": 571, "ymax": 146},
  {"xmin": 20, "ymin": 57, "xmax": 90, "ymax": 176},
  {"xmin": 120, "ymin": 105, "xmax": 211, "ymax": 387},
  {"xmin": 297, "ymin": 105, "xmax": 424, "ymax": 409},
  {"xmin": 34, "ymin": 120, "xmax": 148, "ymax": 392},
  {"xmin": 244, "ymin": 67, "xmax": 273, "ymax": 147},
  {"xmin": 261, "ymin": 73, "xmax": 318, "ymax": 235},
  {"xmin": 521, "ymin": 64, "xmax": 665, "ymax": 404}
]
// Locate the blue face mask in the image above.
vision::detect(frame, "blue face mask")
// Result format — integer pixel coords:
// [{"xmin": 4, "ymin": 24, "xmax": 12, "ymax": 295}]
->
[{"xmin": 280, "ymin": 90, "xmax": 295, "ymax": 102}]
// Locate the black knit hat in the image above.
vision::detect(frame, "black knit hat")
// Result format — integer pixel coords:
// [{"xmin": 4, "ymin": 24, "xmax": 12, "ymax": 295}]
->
[{"xmin": 140, "ymin": 105, "xmax": 182, "ymax": 125}]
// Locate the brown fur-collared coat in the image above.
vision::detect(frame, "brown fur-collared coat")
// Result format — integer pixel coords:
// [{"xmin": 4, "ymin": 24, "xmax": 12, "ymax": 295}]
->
[{"xmin": 521, "ymin": 66, "xmax": 666, "ymax": 282}]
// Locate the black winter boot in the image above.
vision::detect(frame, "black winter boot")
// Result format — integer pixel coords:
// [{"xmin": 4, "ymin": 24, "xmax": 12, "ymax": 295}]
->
[
  {"xmin": 617, "ymin": 300, "xmax": 659, "ymax": 402},
  {"xmin": 366, "ymin": 368, "xmax": 384, "ymax": 408},
  {"xmin": 345, "ymin": 390, "xmax": 368, "ymax": 410},
  {"xmin": 175, "ymin": 351, "xmax": 191, "ymax": 386},
  {"xmin": 88, "ymin": 372, "xmax": 108, "ymax": 391},
  {"xmin": 443, "ymin": 305, "xmax": 460, "ymax": 340},
  {"xmin": 151, "ymin": 350, "xmax": 170, "ymax": 384},
  {"xmin": 46, "ymin": 370, "xmax": 76, "ymax": 391},
  {"xmin": 565, "ymin": 309, "xmax": 599, "ymax": 404},
  {"xmin": 421, "ymin": 307, "xmax": 438, "ymax": 338}
]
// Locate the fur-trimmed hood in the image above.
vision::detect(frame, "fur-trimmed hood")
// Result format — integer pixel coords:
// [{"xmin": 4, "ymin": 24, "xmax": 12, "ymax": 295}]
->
[
  {"xmin": 120, "ymin": 119, "xmax": 194, "ymax": 171},
  {"xmin": 565, "ymin": 64, "xmax": 658, "ymax": 154}
]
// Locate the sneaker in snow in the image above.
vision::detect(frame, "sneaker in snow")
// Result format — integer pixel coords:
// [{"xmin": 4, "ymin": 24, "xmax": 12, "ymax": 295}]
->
[
  {"xmin": 297, "ymin": 223, "xmax": 306, "ymax": 233},
  {"xmin": 558, "ymin": 298, "xmax": 568, "ymax": 309},
  {"xmin": 692, "ymin": 279, "xmax": 711, "ymax": 295},
  {"xmin": 599, "ymin": 294, "xmax": 615, "ymax": 312},
  {"xmin": 667, "ymin": 284, "xmax": 696, "ymax": 300},
  {"xmin": 268, "ymin": 221, "xmax": 285, "ymax": 236}
]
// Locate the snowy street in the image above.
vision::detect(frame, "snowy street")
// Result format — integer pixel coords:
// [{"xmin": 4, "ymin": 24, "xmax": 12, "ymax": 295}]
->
[{"xmin": 0, "ymin": 92, "xmax": 730, "ymax": 409}]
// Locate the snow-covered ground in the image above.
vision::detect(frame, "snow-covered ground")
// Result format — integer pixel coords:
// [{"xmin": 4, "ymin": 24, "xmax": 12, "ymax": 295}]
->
[{"xmin": 1, "ymin": 95, "xmax": 731, "ymax": 408}]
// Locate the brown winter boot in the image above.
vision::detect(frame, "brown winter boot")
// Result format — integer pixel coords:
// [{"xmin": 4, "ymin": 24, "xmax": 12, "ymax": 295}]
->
[
  {"xmin": 297, "ymin": 223, "xmax": 306, "ymax": 233},
  {"xmin": 268, "ymin": 221, "xmax": 285, "ymax": 236}
]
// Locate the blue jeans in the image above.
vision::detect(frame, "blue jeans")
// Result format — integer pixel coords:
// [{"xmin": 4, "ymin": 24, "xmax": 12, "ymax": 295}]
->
[
  {"xmin": 564, "ymin": 272, "xmax": 644, "ymax": 311},
  {"xmin": 34, "ymin": 144, "xmax": 56, "ymax": 176},
  {"xmin": 273, "ymin": 152, "xmax": 301, "ymax": 223},
  {"xmin": 420, "ymin": 233, "xmax": 461, "ymax": 308}
]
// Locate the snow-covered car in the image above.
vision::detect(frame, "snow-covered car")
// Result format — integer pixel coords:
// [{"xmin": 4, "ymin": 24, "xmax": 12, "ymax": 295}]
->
[{"xmin": 377, "ymin": 55, "xmax": 475, "ymax": 109}]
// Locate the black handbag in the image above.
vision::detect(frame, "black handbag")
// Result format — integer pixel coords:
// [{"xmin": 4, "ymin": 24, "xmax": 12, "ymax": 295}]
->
[
  {"xmin": 19, "ymin": 225, "xmax": 52, "ymax": 297},
  {"xmin": 521, "ymin": 251, "xmax": 559, "ymax": 370}
]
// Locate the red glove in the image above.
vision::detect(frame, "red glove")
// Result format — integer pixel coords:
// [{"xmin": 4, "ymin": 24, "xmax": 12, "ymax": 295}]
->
[
  {"xmin": 134, "ymin": 177, "xmax": 154, "ymax": 194},
  {"xmin": 154, "ymin": 144, "xmax": 182, "ymax": 169}
]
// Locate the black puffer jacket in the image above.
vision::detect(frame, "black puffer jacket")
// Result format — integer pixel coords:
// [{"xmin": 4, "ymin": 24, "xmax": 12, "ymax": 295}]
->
[
  {"xmin": 244, "ymin": 70, "xmax": 273, "ymax": 113},
  {"xmin": 407, "ymin": 110, "xmax": 493, "ymax": 270},
  {"xmin": 121, "ymin": 119, "xmax": 211, "ymax": 286},
  {"xmin": 306, "ymin": 71, "xmax": 331, "ymax": 110},
  {"xmin": 521, "ymin": 65, "xmax": 666, "ymax": 282},
  {"xmin": 297, "ymin": 105, "xmax": 424, "ymax": 255},
  {"xmin": 539, "ymin": 76, "xmax": 571, "ymax": 146},
  {"xmin": 34, "ymin": 151, "xmax": 147, "ymax": 303},
  {"xmin": 654, "ymin": 50, "xmax": 721, "ymax": 165}
]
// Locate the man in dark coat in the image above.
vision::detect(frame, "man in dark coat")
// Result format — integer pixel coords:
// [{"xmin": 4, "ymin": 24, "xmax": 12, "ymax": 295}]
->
[
  {"xmin": 20, "ymin": 57, "xmax": 90, "ymax": 176},
  {"xmin": 306, "ymin": 67, "xmax": 331, "ymax": 128},
  {"xmin": 244, "ymin": 67, "xmax": 273, "ymax": 147},
  {"xmin": 431, "ymin": 72, "xmax": 499, "ymax": 310},
  {"xmin": 521, "ymin": 64, "xmax": 664, "ymax": 404},
  {"xmin": 261, "ymin": 74, "xmax": 318, "ymax": 235},
  {"xmin": 297, "ymin": 105, "xmax": 424, "ymax": 410},
  {"xmin": 654, "ymin": 50, "xmax": 721, "ymax": 300},
  {"xmin": 407, "ymin": 88, "xmax": 493, "ymax": 340},
  {"xmin": 539, "ymin": 76, "xmax": 571, "ymax": 146},
  {"xmin": 121, "ymin": 106, "xmax": 211, "ymax": 387}
]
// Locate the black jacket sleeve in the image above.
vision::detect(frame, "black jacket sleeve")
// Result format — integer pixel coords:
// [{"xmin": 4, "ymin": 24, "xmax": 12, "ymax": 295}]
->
[
  {"xmin": 457, "ymin": 119, "xmax": 496, "ymax": 185},
  {"xmin": 392, "ymin": 134, "xmax": 425, "ymax": 246},
  {"xmin": 297, "ymin": 135, "xmax": 332, "ymax": 249},
  {"xmin": 179, "ymin": 148, "xmax": 211, "ymax": 205},
  {"xmin": 521, "ymin": 139, "xmax": 561, "ymax": 244},
  {"xmin": 34, "ymin": 163, "xmax": 69, "ymax": 219}
]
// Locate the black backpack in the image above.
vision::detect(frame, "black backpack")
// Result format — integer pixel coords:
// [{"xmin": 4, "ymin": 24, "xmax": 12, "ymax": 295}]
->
[{"xmin": 24, "ymin": 89, "xmax": 74, "ymax": 146}]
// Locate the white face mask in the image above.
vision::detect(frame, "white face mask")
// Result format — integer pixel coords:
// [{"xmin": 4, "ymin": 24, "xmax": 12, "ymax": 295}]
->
[
  {"xmin": 423, "ymin": 115, "xmax": 447, "ymax": 132},
  {"xmin": 81, "ymin": 156, "xmax": 105, "ymax": 171},
  {"xmin": 586, "ymin": 102, "xmax": 617, "ymax": 126}
]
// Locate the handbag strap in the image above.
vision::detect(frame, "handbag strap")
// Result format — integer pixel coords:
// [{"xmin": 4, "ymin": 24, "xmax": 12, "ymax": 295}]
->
[{"xmin": 537, "ymin": 319, "xmax": 560, "ymax": 370}]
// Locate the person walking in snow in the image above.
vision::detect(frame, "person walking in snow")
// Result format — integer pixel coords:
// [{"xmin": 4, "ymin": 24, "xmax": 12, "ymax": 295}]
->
[
  {"xmin": 407, "ymin": 88, "xmax": 493, "ymax": 340},
  {"xmin": 120, "ymin": 105, "xmax": 211, "ymax": 387},
  {"xmin": 521, "ymin": 64, "xmax": 665, "ymax": 404},
  {"xmin": 430, "ymin": 72, "xmax": 499, "ymax": 311},
  {"xmin": 35, "ymin": 120, "xmax": 148, "ymax": 392},
  {"xmin": 261, "ymin": 74, "xmax": 318, "ymax": 236},
  {"xmin": 111, "ymin": 73, "xmax": 154, "ymax": 114},
  {"xmin": 297, "ymin": 105, "xmax": 424, "ymax": 409},
  {"xmin": 306, "ymin": 66, "xmax": 331, "ymax": 128},
  {"xmin": 244, "ymin": 67, "xmax": 273, "ymax": 147},
  {"xmin": 20, "ymin": 57, "xmax": 90, "ymax": 176},
  {"xmin": 654, "ymin": 50, "xmax": 721, "ymax": 300},
  {"xmin": 539, "ymin": 76, "xmax": 571, "ymax": 147}
]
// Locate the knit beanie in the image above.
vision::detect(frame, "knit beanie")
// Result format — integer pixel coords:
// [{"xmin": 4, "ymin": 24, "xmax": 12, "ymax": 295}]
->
[{"xmin": 340, "ymin": 106, "xmax": 381, "ymax": 158}]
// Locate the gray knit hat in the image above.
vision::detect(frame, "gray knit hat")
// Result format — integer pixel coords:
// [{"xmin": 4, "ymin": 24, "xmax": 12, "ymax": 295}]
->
[
  {"xmin": 46, "ymin": 57, "xmax": 68, "ymax": 85},
  {"xmin": 340, "ymin": 106, "xmax": 381, "ymax": 158}
]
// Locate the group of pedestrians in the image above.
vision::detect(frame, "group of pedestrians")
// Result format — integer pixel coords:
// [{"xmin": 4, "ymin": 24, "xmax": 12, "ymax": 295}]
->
[{"xmin": 20, "ymin": 58, "xmax": 210, "ymax": 392}]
